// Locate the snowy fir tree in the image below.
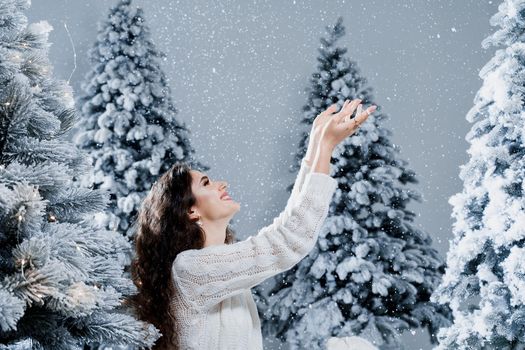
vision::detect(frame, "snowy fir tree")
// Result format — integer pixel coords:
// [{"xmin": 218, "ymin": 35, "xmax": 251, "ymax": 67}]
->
[
  {"xmin": 74, "ymin": 0, "xmax": 207, "ymax": 238},
  {"xmin": 253, "ymin": 17, "xmax": 451, "ymax": 349},
  {"xmin": 430, "ymin": 1, "xmax": 525, "ymax": 349},
  {"xmin": 0, "ymin": 0, "xmax": 160, "ymax": 349}
]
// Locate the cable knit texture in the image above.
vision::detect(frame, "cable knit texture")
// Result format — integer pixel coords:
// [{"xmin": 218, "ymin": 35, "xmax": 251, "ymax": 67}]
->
[{"xmin": 170, "ymin": 158, "xmax": 338, "ymax": 349}]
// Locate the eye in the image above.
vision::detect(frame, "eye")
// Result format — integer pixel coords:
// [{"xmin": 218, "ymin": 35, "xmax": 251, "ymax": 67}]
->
[{"xmin": 204, "ymin": 179, "xmax": 210, "ymax": 186}]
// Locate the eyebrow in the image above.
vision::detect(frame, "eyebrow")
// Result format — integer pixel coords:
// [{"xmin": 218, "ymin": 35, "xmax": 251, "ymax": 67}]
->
[{"xmin": 200, "ymin": 176, "xmax": 209, "ymax": 185}]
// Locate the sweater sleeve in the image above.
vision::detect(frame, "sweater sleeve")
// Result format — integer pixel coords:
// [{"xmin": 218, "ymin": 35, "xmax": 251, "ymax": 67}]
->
[
  {"xmin": 275, "ymin": 158, "xmax": 311, "ymax": 222},
  {"xmin": 172, "ymin": 162, "xmax": 338, "ymax": 311}
]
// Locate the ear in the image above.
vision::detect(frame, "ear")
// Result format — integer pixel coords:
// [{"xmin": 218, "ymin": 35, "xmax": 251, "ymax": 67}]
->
[{"xmin": 188, "ymin": 208, "xmax": 199, "ymax": 221}]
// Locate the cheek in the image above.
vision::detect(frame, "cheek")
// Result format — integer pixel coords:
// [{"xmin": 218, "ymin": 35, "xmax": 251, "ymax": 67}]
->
[
  {"xmin": 200, "ymin": 190, "xmax": 217, "ymax": 202},
  {"xmin": 196, "ymin": 190, "xmax": 220, "ymax": 209}
]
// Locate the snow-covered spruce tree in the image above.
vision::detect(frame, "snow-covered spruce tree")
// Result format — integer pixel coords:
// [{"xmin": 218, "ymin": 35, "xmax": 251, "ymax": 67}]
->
[
  {"xmin": 74, "ymin": 0, "xmax": 207, "ymax": 238},
  {"xmin": 430, "ymin": 1, "xmax": 525, "ymax": 349},
  {"xmin": 0, "ymin": 0, "xmax": 160, "ymax": 349},
  {"xmin": 253, "ymin": 17, "xmax": 451, "ymax": 349}
]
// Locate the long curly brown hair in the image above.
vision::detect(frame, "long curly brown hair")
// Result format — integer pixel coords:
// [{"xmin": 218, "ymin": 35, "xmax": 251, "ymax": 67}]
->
[{"xmin": 125, "ymin": 162, "xmax": 236, "ymax": 349}]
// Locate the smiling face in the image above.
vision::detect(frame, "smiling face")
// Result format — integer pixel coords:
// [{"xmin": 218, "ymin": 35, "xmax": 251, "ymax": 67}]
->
[{"xmin": 188, "ymin": 169, "xmax": 241, "ymax": 226}]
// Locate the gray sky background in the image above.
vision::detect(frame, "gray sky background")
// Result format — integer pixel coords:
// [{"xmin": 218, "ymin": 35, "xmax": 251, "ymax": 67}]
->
[{"xmin": 26, "ymin": 1, "xmax": 499, "ymax": 349}]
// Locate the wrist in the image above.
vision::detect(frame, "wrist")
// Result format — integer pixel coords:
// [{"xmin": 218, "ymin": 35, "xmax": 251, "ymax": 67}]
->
[
  {"xmin": 318, "ymin": 141, "xmax": 335, "ymax": 155},
  {"xmin": 311, "ymin": 144, "xmax": 332, "ymax": 175}
]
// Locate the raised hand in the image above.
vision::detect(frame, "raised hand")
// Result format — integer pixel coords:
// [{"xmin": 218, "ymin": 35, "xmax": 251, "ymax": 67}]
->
[
  {"xmin": 310, "ymin": 103, "xmax": 339, "ymax": 145},
  {"xmin": 320, "ymin": 98, "xmax": 376, "ymax": 150},
  {"xmin": 304, "ymin": 103, "xmax": 340, "ymax": 167}
]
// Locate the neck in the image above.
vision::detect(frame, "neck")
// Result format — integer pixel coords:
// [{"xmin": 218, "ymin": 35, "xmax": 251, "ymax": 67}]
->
[{"xmin": 201, "ymin": 218, "xmax": 229, "ymax": 247}]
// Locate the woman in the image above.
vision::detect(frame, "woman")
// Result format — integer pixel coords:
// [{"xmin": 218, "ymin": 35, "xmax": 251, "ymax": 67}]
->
[{"xmin": 127, "ymin": 98, "xmax": 376, "ymax": 349}]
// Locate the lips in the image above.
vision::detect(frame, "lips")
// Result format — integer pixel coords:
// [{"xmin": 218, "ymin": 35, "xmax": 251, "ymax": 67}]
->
[{"xmin": 221, "ymin": 192, "xmax": 231, "ymax": 200}]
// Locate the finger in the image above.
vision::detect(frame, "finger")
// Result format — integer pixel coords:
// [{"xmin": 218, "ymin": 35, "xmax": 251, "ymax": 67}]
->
[
  {"xmin": 318, "ymin": 101, "xmax": 346, "ymax": 123},
  {"xmin": 325, "ymin": 103, "xmax": 339, "ymax": 116},
  {"xmin": 344, "ymin": 103, "xmax": 363, "ymax": 123},
  {"xmin": 335, "ymin": 100, "xmax": 349, "ymax": 114},
  {"xmin": 351, "ymin": 105, "xmax": 377, "ymax": 128},
  {"xmin": 316, "ymin": 103, "xmax": 339, "ymax": 121},
  {"xmin": 361, "ymin": 105, "xmax": 377, "ymax": 119},
  {"xmin": 355, "ymin": 104, "xmax": 363, "ymax": 119},
  {"xmin": 345, "ymin": 99, "xmax": 362, "ymax": 116},
  {"xmin": 336, "ymin": 99, "xmax": 361, "ymax": 123},
  {"xmin": 343, "ymin": 99, "xmax": 354, "ymax": 111}
]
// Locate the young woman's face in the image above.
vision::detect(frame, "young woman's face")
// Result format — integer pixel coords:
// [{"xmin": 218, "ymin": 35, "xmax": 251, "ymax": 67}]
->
[{"xmin": 188, "ymin": 170, "xmax": 240, "ymax": 222}]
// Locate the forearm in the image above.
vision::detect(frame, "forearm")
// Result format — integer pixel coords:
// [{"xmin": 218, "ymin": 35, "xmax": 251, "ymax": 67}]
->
[
  {"xmin": 311, "ymin": 143, "xmax": 333, "ymax": 175},
  {"xmin": 304, "ymin": 135, "xmax": 317, "ymax": 168}
]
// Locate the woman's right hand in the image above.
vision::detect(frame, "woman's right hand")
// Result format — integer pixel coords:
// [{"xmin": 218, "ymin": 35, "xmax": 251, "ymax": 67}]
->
[{"xmin": 319, "ymin": 98, "xmax": 376, "ymax": 150}]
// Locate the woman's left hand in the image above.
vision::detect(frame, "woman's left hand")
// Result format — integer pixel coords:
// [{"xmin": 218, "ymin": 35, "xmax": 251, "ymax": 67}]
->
[
  {"xmin": 304, "ymin": 102, "xmax": 340, "ymax": 166},
  {"xmin": 310, "ymin": 103, "xmax": 340, "ymax": 145}
]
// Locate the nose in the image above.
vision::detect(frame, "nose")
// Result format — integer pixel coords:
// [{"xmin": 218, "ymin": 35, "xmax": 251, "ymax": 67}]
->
[{"xmin": 220, "ymin": 181, "xmax": 227, "ymax": 190}]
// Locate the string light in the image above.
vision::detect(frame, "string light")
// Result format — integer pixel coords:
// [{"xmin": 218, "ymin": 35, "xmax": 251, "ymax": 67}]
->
[
  {"xmin": 17, "ymin": 256, "xmax": 28, "ymax": 280},
  {"xmin": 63, "ymin": 20, "xmax": 77, "ymax": 84},
  {"xmin": 48, "ymin": 213, "xmax": 56, "ymax": 222},
  {"xmin": 15, "ymin": 206, "xmax": 27, "ymax": 229}
]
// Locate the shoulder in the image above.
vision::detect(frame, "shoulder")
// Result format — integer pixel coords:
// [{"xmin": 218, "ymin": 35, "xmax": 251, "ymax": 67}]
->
[
  {"xmin": 171, "ymin": 245, "xmax": 233, "ymax": 273},
  {"xmin": 172, "ymin": 250, "xmax": 195, "ymax": 275}
]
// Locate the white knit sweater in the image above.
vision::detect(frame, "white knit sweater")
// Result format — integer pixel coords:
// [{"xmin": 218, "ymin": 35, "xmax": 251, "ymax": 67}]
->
[{"xmin": 170, "ymin": 158, "xmax": 338, "ymax": 349}]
